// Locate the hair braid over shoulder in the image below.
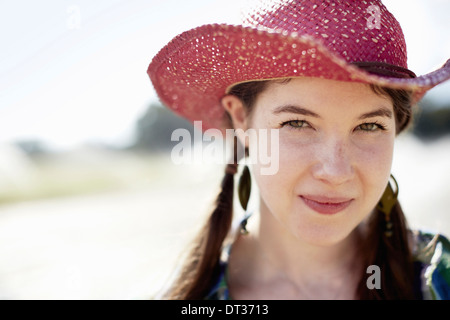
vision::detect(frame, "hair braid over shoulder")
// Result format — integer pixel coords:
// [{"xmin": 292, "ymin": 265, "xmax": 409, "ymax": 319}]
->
[{"xmin": 165, "ymin": 138, "xmax": 239, "ymax": 299}]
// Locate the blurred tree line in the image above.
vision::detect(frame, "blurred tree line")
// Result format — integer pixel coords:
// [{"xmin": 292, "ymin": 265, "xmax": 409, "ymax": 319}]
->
[
  {"xmin": 412, "ymin": 98, "xmax": 450, "ymax": 140},
  {"xmin": 130, "ymin": 98, "xmax": 450, "ymax": 152},
  {"xmin": 129, "ymin": 103, "xmax": 197, "ymax": 152}
]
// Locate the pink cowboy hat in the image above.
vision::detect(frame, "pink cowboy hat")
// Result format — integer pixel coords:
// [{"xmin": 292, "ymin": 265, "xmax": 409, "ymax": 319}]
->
[{"xmin": 148, "ymin": 0, "xmax": 450, "ymax": 132}]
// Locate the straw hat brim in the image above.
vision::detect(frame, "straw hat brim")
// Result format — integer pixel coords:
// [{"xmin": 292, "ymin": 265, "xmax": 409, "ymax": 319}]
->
[{"xmin": 148, "ymin": 24, "xmax": 450, "ymax": 133}]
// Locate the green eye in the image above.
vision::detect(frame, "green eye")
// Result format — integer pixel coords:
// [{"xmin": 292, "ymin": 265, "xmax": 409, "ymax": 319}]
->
[
  {"xmin": 359, "ymin": 123, "xmax": 379, "ymax": 131},
  {"xmin": 284, "ymin": 120, "xmax": 309, "ymax": 128},
  {"xmin": 358, "ymin": 122, "xmax": 385, "ymax": 132}
]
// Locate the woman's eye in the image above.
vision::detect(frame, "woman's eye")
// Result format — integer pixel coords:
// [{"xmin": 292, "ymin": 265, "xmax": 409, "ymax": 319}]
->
[
  {"xmin": 282, "ymin": 120, "xmax": 310, "ymax": 129},
  {"xmin": 357, "ymin": 122, "xmax": 385, "ymax": 132}
]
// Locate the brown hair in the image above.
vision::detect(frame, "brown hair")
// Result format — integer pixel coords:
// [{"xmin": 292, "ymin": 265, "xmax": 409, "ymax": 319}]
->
[
  {"xmin": 163, "ymin": 137, "xmax": 239, "ymax": 300},
  {"xmin": 164, "ymin": 79, "xmax": 416, "ymax": 300}
]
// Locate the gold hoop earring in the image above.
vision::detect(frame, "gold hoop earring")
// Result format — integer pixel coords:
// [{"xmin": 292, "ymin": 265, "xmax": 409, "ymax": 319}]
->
[{"xmin": 376, "ymin": 174, "xmax": 399, "ymax": 237}]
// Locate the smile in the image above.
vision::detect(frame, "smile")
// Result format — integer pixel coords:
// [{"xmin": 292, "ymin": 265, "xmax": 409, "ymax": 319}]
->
[{"xmin": 300, "ymin": 195, "xmax": 354, "ymax": 215}]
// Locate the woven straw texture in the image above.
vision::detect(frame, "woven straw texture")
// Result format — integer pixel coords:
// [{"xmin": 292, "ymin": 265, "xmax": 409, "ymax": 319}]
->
[{"xmin": 148, "ymin": 0, "xmax": 450, "ymax": 132}]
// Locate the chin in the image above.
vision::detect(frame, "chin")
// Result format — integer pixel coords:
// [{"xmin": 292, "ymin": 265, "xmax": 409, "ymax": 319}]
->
[{"xmin": 292, "ymin": 223, "xmax": 355, "ymax": 247}]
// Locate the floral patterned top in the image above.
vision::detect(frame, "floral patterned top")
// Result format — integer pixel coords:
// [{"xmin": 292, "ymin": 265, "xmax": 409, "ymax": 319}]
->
[{"xmin": 205, "ymin": 230, "xmax": 450, "ymax": 300}]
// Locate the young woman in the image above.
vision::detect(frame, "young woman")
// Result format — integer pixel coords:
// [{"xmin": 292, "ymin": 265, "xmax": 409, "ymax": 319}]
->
[{"xmin": 148, "ymin": 0, "xmax": 450, "ymax": 299}]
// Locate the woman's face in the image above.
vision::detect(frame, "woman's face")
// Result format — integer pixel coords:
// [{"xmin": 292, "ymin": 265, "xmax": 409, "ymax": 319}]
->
[{"xmin": 233, "ymin": 77, "xmax": 397, "ymax": 246}]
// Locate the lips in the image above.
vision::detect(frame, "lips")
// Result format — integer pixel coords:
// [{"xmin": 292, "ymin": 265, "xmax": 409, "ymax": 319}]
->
[{"xmin": 300, "ymin": 195, "xmax": 353, "ymax": 215}]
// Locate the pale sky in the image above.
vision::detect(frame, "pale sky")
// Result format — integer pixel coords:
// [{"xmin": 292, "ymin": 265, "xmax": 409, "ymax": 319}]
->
[{"xmin": 0, "ymin": 0, "xmax": 449, "ymax": 150}]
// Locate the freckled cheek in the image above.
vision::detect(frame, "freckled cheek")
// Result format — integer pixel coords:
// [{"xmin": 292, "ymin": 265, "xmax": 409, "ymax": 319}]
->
[
  {"xmin": 256, "ymin": 140, "xmax": 311, "ymax": 198},
  {"xmin": 278, "ymin": 139, "xmax": 312, "ymax": 172},
  {"xmin": 277, "ymin": 133, "xmax": 318, "ymax": 167},
  {"xmin": 352, "ymin": 138, "xmax": 395, "ymax": 205},
  {"xmin": 251, "ymin": 166, "xmax": 292, "ymax": 218},
  {"xmin": 353, "ymin": 139, "xmax": 394, "ymax": 176},
  {"xmin": 250, "ymin": 139, "xmax": 305, "ymax": 210}
]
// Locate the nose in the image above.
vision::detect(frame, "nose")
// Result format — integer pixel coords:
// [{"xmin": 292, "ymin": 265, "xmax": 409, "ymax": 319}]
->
[{"xmin": 312, "ymin": 138, "xmax": 354, "ymax": 186}]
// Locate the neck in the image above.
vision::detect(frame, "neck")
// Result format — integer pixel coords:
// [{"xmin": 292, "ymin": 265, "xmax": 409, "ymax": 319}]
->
[{"xmin": 243, "ymin": 202, "xmax": 363, "ymax": 297}]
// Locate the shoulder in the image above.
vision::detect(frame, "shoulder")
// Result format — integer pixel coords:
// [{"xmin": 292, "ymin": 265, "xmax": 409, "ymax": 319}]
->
[{"xmin": 412, "ymin": 229, "xmax": 450, "ymax": 300}]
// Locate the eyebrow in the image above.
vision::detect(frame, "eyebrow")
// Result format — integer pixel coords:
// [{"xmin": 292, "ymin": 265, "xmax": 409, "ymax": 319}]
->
[
  {"xmin": 272, "ymin": 105, "xmax": 393, "ymax": 120},
  {"xmin": 272, "ymin": 105, "xmax": 320, "ymax": 118},
  {"xmin": 358, "ymin": 108, "xmax": 393, "ymax": 120}
]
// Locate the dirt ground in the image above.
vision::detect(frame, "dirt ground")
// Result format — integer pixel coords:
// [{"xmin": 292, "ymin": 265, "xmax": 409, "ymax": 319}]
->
[
  {"xmin": 0, "ymin": 134, "xmax": 449, "ymax": 299},
  {"xmin": 0, "ymin": 159, "xmax": 223, "ymax": 300}
]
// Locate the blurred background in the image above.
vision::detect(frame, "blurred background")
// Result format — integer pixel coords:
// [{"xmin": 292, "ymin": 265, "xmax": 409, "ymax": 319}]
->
[{"xmin": 0, "ymin": 0, "xmax": 449, "ymax": 299}]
